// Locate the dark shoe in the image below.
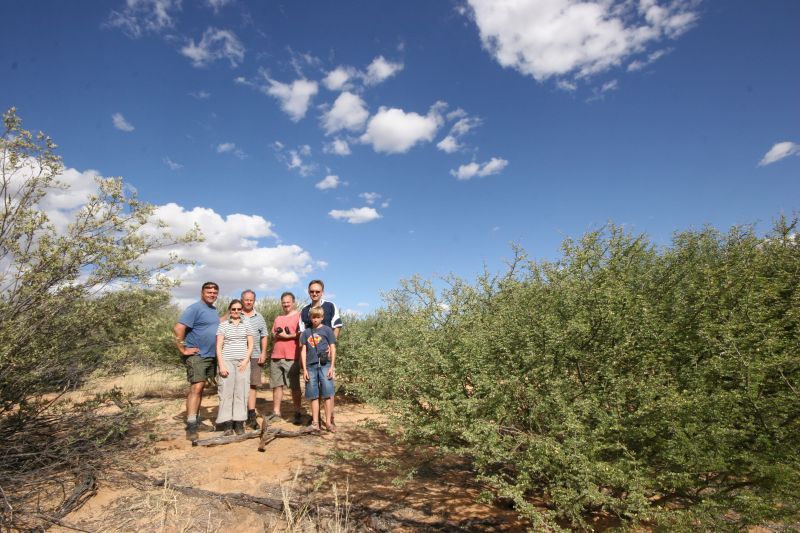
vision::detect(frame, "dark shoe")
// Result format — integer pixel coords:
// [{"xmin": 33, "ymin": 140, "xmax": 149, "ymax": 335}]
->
[
  {"xmin": 246, "ymin": 412, "xmax": 260, "ymax": 430},
  {"xmin": 186, "ymin": 422, "xmax": 199, "ymax": 441},
  {"xmin": 292, "ymin": 412, "xmax": 303, "ymax": 425},
  {"xmin": 233, "ymin": 421, "xmax": 245, "ymax": 435}
]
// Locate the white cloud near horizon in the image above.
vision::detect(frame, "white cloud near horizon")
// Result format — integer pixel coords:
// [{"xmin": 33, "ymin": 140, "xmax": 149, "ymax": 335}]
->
[
  {"xmin": 181, "ymin": 27, "xmax": 245, "ymax": 68},
  {"xmin": 321, "ymin": 91, "xmax": 369, "ymax": 135},
  {"xmin": 466, "ymin": 0, "xmax": 698, "ymax": 85},
  {"xmin": 759, "ymin": 141, "xmax": 800, "ymax": 166},
  {"xmin": 264, "ymin": 77, "xmax": 319, "ymax": 121},
  {"xmin": 329, "ymin": 207, "xmax": 381, "ymax": 224},
  {"xmin": 315, "ymin": 175, "xmax": 341, "ymax": 190},
  {"xmin": 451, "ymin": 157, "xmax": 509, "ymax": 180},
  {"xmin": 106, "ymin": 0, "xmax": 181, "ymax": 38},
  {"xmin": 360, "ymin": 103, "xmax": 445, "ymax": 154},
  {"xmin": 142, "ymin": 203, "xmax": 316, "ymax": 306},
  {"xmin": 29, "ymin": 164, "xmax": 318, "ymax": 306},
  {"xmin": 112, "ymin": 112, "xmax": 135, "ymax": 132}
]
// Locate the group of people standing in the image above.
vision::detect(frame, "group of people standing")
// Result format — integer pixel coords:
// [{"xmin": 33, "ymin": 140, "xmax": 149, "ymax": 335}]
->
[{"xmin": 173, "ymin": 279, "xmax": 342, "ymax": 441}]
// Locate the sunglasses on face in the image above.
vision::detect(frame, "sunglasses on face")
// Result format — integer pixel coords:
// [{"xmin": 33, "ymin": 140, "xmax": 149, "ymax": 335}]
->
[
  {"xmin": 309, "ymin": 290, "xmax": 321, "ymax": 294},
  {"xmin": 230, "ymin": 308, "xmax": 242, "ymax": 312}
]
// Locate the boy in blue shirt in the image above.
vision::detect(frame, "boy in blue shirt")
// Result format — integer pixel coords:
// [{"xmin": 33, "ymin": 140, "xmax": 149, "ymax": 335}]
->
[{"xmin": 299, "ymin": 307, "xmax": 337, "ymax": 432}]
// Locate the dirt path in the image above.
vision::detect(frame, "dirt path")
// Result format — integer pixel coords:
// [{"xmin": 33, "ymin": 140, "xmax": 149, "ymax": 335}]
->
[{"xmin": 54, "ymin": 388, "xmax": 524, "ymax": 532}]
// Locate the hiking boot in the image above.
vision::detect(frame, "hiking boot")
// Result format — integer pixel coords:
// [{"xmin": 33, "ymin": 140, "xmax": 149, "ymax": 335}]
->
[
  {"xmin": 292, "ymin": 412, "xmax": 303, "ymax": 425},
  {"xmin": 233, "ymin": 421, "xmax": 245, "ymax": 435},
  {"xmin": 246, "ymin": 411, "xmax": 260, "ymax": 430},
  {"xmin": 186, "ymin": 422, "xmax": 199, "ymax": 441},
  {"xmin": 222, "ymin": 421, "xmax": 234, "ymax": 436}
]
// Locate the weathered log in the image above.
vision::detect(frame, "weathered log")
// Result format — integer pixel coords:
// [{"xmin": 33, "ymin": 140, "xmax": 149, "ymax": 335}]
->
[
  {"xmin": 192, "ymin": 424, "xmax": 317, "ymax": 447},
  {"xmin": 192, "ymin": 430, "xmax": 260, "ymax": 447},
  {"xmin": 134, "ymin": 475, "xmax": 471, "ymax": 532}
]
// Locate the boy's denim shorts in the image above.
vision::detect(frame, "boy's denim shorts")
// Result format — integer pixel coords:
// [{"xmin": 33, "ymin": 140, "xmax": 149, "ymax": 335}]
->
[{"xmin": 305, "ymin": 362, "xmax": 335, "ymax": 399}]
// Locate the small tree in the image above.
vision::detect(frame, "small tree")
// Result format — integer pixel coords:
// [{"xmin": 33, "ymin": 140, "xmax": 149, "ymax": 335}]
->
[{"xmin": 0, "ymin": 106, "xmax": 200, "ymax": 411}]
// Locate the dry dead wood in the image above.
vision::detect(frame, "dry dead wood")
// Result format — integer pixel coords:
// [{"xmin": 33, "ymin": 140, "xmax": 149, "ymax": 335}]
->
[
  {"xmin": 191, "ymin": 419, "xmax": 318, "ymax": 449},
  {"xmin": 129, "ymin": 474, "xmax": 471, "ymax": 532}
]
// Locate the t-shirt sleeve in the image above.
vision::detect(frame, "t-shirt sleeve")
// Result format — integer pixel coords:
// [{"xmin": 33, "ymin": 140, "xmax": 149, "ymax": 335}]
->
[
  {"xmin": 215, "ymin": 323, "xmax": 224, "ymax": 336},
  {"xmin": 326, "ymin": 327, "xmax": 337, "ymax": 345},
  {"xmin": 330, "ymin": 302, "xmax": 343, "ymax": 329},
  {"xmin": 258, "ymin": 316, "xmax": 267, "ymax": 338},
  {"xmin": 179, "ymin": 306, "xmax": 197, "ymax": 328}
]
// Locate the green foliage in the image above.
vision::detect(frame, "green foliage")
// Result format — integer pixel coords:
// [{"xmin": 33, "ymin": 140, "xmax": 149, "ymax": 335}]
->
[
  {"xmin": 340, "ymin": 220, "xmax": 800, "ymax": 529},
  {"xmin": 0, "ymin": 107, "xmax": 200, "ymax": 407}
]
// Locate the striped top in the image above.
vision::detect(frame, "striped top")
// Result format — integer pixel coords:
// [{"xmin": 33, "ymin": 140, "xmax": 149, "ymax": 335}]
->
[{"xmin": 216, "ymin": 320, "xmax": 255, "ymax": 360}]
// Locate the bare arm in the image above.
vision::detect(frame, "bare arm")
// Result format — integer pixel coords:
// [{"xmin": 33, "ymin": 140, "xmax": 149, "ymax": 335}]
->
[
  {"xmin": 217, "ymin": 335, "xmax": 228, "ymax": 377},
  {"xmin": 327, "ymin": 343, "xmax": 336, "ymax": 379},
  {"xmin": 173, "ymin": 323, "xmax": 199, "ymax": 356}
]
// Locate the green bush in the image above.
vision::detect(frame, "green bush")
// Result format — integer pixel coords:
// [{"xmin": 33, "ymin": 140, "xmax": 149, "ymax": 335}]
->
[{"xmin": 339, "ymin": 220, "xmax": 800, "ymax": 529}]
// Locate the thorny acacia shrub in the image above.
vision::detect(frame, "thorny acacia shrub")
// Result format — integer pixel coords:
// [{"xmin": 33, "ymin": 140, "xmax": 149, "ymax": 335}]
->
[
  {"xmin": 339, "ymin": 221, "xmax": 800, "ymax": 529},
  {"xmin": 0, "ymin": 107, "xmax": 199, "ymax": 409}
]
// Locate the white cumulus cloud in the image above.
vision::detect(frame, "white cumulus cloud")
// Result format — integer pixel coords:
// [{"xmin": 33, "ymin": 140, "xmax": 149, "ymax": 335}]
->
[
  {"xmin": 112, "ymin": 113, "xmax": 135, "ymax": 132},
  {"xmin": 363, "ymin": 56, "xmax": 404, "ymax": 86},
  {"xmin": 264, "ymin": 77, "xmax": 319, "ymax": 121},
  {"xmin": 329, "ymin": 207, "xmax": 381, "ymax": 224},
  {"xmin": 437, "ymin": 136, "xmax": 461, "ymax": 153},
  {"xmin": 466, "ymin": 0, "xmax": 698, "ymax": 85},
  {"xmin": 323, "ymin": 66, "xmax": 358, "ymax": 91},
  {"xmin": 360, "ymin": 103, "xmax": 445, "ymax": 154},
  {"xmin": 142, "ymin": 203, "xmax": 316, "ymax": 306},
  {"xmin": 321, "ymin": 91, "xmax": 369, "ymax": 135},
  {"xmin": 450, "ymin": 157, "xmax": 509, "ymax": 180},
  {"xmin": 323, "ymin": 138, "xmax": 351, "ymax": 156},
  {"xmin": 315, "ymin": 175, "xmax": 341, "ymax": 190},
  {"xmin": 181, "ymin": 27, "xmax": 245, "ymax": 68},
  {"xmin": 759, "ymin": 141, "xmax": 800, "ymax": 167}
]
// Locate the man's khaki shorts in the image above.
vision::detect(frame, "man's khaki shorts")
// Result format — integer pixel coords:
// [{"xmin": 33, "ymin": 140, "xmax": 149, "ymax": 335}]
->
[
  {"xmin": 250, "ymin": 358, "xmax": 263, "ymax": 387},
  {"xmin": 185, "ymin": 355, "xmax": 216, "ymax": 384},
  {"xmin": 270, "ymin": 358, "xmax": 300, "ymax": 390}
]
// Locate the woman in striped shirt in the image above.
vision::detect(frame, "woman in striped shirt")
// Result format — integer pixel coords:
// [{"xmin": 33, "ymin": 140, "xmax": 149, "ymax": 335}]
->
[{"xmin": 215, "ymin": 299, "xmax": 254, "ymax": 435}]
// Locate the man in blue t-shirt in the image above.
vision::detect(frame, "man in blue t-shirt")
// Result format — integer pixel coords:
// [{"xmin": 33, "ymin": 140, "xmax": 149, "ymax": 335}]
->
[{"xmin": 173, "ymin": 281, "xmax": 220, "ymax": 440}]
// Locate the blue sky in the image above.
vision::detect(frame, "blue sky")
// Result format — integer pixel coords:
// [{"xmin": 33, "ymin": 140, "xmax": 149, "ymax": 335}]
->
[{"xmin": 2, "ymin": 0, "xmax": 798, "ymax": 312}]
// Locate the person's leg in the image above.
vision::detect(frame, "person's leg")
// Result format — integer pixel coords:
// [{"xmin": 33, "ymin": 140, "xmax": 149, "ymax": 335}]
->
[
  {"xmin": 186, "ymin": 381, "xmax": 205, "ymax": 420},
  {"xmin": 247, "ymin": 359, "xmax": 261, "ymax": 429},
  {"xmin": 216, "ymin": 361, "xmax": 234, "ymax": 435},
  {"xmin": 320, "ymin": 368, "xmax": 336, "ymax": 432},
  {"xmin": 272, "ymin": 385, "xmax": 284, "ymax": 416},
  {"xmin": 310, "ymin": 398, "xmax": 320, "ymax": 428},
  {"xmin": 288, "ymin": 359, "xmax": 303, "ymax": 423},
  {"xmin": 323, "ymin": 397, "xmax": 333, "ymax": 429},
  {"xmin": 232, "ymin": 359, "xmax": 249, "ymax": 434}
]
